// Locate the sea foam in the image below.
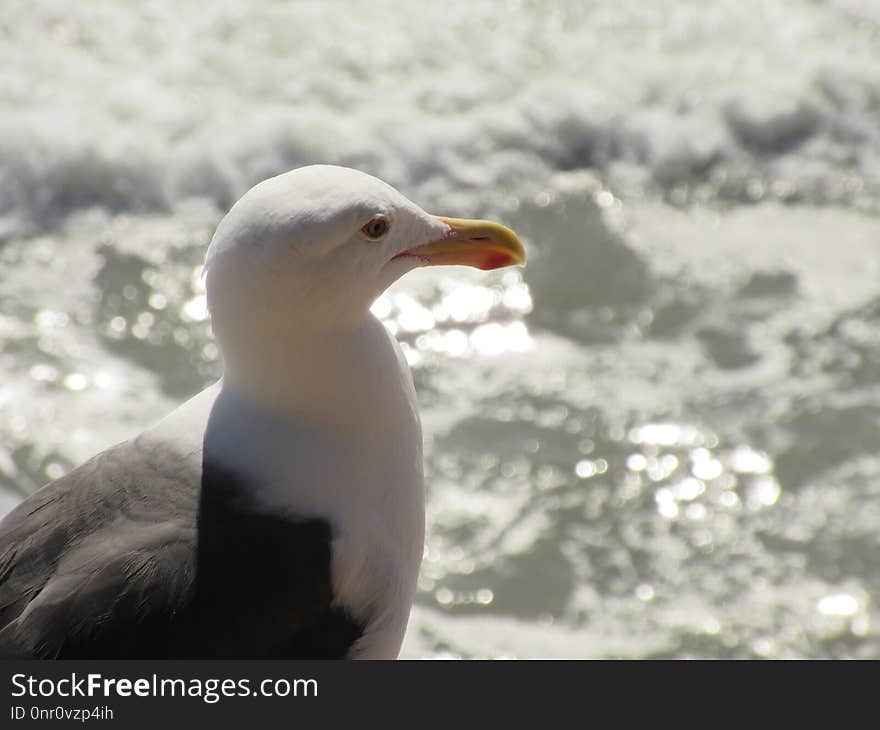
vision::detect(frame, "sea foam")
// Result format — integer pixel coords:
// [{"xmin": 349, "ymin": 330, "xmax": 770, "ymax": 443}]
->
[{"xmin": 1, "ymin": 0, "xmax": 878, "ymax": 236}]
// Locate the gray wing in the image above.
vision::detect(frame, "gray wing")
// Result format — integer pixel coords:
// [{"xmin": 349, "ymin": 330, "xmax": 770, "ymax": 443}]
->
[
  {"xmin": 0, "ymin": 437, "xmax": 199, "ymax": 658},
  {"xmin": 0, "ymin": 434, "xmax": 365, "ymax": 658}
]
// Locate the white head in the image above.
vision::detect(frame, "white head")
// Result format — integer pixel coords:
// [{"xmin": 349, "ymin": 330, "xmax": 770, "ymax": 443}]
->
[{"xmin": 205, "ymin": 165, "xmax": 525, "ymax": 368}]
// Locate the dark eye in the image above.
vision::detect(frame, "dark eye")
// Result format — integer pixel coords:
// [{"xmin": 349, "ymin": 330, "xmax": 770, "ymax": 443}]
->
[{"xmin": 361, "ymin": 216, "xmax": 389, "ymax": 240}]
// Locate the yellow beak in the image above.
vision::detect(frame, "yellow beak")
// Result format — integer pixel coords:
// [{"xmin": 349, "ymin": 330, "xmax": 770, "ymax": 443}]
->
[{"xmin": 396, "ymin": 217, "xmax": 526, "ymax": 271}]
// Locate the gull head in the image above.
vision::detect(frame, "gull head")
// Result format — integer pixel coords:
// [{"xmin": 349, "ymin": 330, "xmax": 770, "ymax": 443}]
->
[{"xmin": 204, "ymin": 165, "xmax": 525, "ymax": 342}]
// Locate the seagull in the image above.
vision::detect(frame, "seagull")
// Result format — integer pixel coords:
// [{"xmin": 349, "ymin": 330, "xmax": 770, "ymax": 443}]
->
[{"xmin": 0, "ymin": 165, "xmax": 525, "ymax": 659}]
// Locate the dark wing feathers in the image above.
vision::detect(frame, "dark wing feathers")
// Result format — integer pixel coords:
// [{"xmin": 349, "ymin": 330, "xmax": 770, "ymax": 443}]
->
[
  {"xmin": 7, "ymin": 531, "xmax": 196, "ymax": 658},
  {"xmin": 0, "ymin": 436, "xmax": 365, "ymax": 658}
]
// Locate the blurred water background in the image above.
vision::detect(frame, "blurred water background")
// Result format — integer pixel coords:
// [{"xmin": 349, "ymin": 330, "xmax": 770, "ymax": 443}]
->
[{"xmin": 1, "ymin": 0, "xmax": 879, "ymax": 658}]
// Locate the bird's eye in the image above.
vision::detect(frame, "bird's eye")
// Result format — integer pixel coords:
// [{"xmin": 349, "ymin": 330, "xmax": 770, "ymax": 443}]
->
[{"xmin": 361, "ymin": 216, "xmax": 390, "ymax": 240}]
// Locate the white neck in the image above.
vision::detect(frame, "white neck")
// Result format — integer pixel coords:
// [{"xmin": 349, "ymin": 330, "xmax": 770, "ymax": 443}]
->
[{"xmin": 219, "ymin": 314, "xmax": 416, "ymax": 430}]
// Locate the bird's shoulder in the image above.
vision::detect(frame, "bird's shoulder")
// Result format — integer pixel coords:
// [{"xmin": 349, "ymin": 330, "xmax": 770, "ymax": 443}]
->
[{"xmin": 0, "ymin": 434, "xmax": 200, "ymax": 550}]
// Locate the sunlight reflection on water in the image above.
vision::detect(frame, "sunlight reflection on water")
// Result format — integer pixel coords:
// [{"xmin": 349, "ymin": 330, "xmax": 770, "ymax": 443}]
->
[{"xmin": 372, "ymin": 270, "xmax": 534, "ymax": 360}]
